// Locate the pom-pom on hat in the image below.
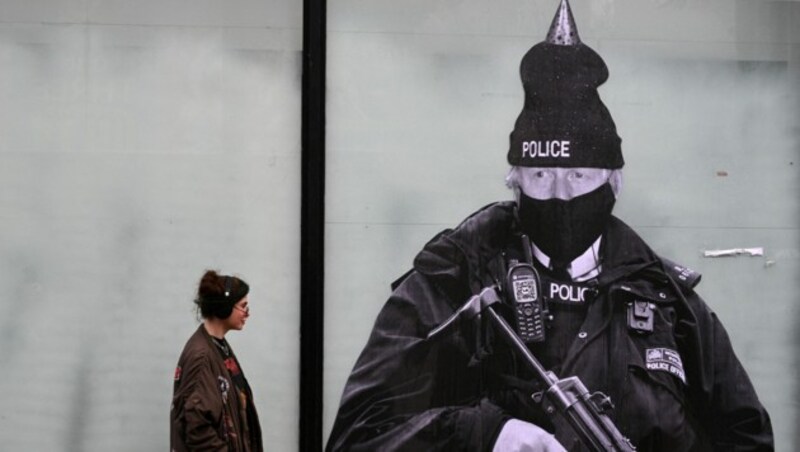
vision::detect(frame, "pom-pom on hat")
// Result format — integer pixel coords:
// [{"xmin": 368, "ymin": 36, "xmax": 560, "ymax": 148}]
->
[{"xmin": 507, "ymin": 0, "xmax": 623, "ymax": 169}]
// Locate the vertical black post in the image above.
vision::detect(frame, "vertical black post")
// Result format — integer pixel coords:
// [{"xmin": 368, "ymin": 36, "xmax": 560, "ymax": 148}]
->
[{"xmin": 301, "ymin": 0, "xmax": 326, "ymax": 450}]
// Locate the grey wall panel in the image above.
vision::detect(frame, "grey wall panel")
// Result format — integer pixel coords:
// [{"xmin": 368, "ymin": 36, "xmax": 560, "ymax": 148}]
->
[
  {"xmin": 87, "ymin": 0, "xmax": 301, "ymax": 28},
  {"xmin": 0, "ymin": 0, "xmax": 88, "ymax": 23},
  {"xmin": 0, "ymin": 2, "xmax": 301, "ymax": 451}
]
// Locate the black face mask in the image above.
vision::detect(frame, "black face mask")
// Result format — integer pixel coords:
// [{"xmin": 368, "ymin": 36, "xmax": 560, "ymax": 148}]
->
[{"xmin": 518, "ymin": 182, "xmax": 616, "ymax": 267}]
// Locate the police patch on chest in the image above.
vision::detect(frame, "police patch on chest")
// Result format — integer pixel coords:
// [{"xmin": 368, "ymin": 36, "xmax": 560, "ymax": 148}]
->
[
  {"xmin": 645, "ymin": 348, "xmax": 686, "ymax": 384},
  {"xmin": 545, "ymin": 281, "xmax": 594, "ymax": 304}
]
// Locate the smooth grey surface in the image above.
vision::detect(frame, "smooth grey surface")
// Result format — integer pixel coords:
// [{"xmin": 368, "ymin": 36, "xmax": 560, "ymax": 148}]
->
[
  {"xmin": 0, "ymin": 0, "xmax": 300, "ymax": 28},
  {"xmin": 0, "ymin": 2, "xmax": 302, "ymax": 451},
  {"xmin": 325, "ymin": 0, "xmax": 799, "ymax": 448}
]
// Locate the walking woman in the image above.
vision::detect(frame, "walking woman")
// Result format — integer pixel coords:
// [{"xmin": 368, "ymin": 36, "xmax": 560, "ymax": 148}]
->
[{"xmin": 170, "ymin": 270, "xmax": 263, "ymax": 452}]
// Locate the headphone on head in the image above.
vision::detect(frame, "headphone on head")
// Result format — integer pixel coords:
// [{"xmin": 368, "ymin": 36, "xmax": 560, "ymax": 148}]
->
[{"xmin": 224, "ymin": 276, "xmax": 233, "ymax": 298}]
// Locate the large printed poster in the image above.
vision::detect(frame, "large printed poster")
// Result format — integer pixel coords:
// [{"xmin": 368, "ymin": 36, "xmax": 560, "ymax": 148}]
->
[{"xmin": 325, "ymin": 0, "xmax": 798, "ymax": 449}]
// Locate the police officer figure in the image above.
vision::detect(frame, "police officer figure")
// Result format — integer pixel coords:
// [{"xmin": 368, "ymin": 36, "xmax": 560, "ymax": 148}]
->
[{"xmin": 327, "ymin": 1, "xmax": 774, "ymax": 450}]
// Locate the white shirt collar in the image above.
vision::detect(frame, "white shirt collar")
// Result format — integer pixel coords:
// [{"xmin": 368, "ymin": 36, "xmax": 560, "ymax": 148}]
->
[{"xmin": 532, "ymin": 236, "xmax": 603, "ymax": 282}]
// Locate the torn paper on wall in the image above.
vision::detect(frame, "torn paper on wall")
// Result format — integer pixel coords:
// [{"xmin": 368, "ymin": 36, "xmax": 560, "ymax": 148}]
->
[{"xmin": 702, "ymin": 247, "xmax": 764, "ymax": 258}]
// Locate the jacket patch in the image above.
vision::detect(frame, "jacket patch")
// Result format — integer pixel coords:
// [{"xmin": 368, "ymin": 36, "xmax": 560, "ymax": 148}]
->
[
  {"xmin": 544, "ymin": 280, "xmax": 595, "ymax": 304},
  {"xmin": 645, "ymin": 348, "xmax": 686, "ymax": 383},
  {"xmin": 218, "ymin": 376, "xmax": 230, "ymax": 402},
  {"xmin": 224, "ymin": 357, "xmax": 241, "ymax": 376}
]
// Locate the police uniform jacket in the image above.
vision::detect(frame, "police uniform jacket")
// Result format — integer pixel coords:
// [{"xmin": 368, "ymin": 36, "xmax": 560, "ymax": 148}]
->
[
  {"xmin": 171, "ymin": 325, "xmax": 263, "ymax": 452},
  {"xmin": 326, "ymin": 201, "xmax": 773, "ymax": 451}
]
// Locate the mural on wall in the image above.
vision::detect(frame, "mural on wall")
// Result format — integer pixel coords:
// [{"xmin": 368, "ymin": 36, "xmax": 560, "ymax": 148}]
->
[{"xmin": 325, "ymin": 1, "xmax": 778, "ymax": 450}]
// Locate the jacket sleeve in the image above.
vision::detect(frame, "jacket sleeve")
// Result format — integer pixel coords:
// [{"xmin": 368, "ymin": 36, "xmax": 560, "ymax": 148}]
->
[
  {"xmin": 678, "ymin": 292, "xmax": 774, "ymax": 451},
  {"xmin": 181, "ymin": 353, "xmax": 230, "ymax": 452},
  {"xmin": 326, "ymin": 272, "xmax": 510, "ymax": 452}
]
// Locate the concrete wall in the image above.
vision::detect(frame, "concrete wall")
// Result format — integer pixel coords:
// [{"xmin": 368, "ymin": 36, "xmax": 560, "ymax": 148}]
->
[
  {"xmin": 0, "ymin": 1, "xmax": 301, "ymax": 450},
  {"xmin": 325, "ymin": 0, "xmax": 799, "ymax": 448}
]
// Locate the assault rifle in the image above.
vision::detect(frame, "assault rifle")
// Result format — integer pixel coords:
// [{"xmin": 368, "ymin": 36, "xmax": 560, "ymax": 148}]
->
[{"xmin": 428, "ymin": 287, "xmax": 635, "ymax": 451}]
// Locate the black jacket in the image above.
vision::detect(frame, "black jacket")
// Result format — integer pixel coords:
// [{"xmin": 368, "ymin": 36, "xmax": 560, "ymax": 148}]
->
[{"xmin": 326, "ymin": 202, "xmax": 773, "ymax": 451}]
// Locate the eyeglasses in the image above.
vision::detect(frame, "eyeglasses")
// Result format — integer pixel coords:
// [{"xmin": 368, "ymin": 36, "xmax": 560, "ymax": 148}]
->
[{"xmin": 234, "ymin": 305, "xmax": 250, "ymax": 314}]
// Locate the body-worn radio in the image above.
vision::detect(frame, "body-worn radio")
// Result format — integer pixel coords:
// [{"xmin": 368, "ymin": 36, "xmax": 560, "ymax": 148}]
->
[{"xmin": 506, "ymin": 261, "xmax": 546, "ymax": 343}]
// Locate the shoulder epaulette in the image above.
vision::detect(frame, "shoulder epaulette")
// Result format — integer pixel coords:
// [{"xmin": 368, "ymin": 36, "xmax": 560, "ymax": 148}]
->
[{"xmin": 660, "ymin": 256, "xmax": 702, "ymax": 290}]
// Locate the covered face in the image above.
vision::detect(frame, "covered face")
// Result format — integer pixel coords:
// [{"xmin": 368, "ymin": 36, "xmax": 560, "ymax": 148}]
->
[{"xmin": 515, "ymin": 167, "xmax": 618, "ymax": 267}]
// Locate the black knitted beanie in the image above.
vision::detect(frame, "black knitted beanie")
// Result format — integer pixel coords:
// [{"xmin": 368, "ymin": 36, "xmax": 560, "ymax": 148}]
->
[{"xmin": 507, "ymin": 0, "xmax": 623, "ymax": 169}]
